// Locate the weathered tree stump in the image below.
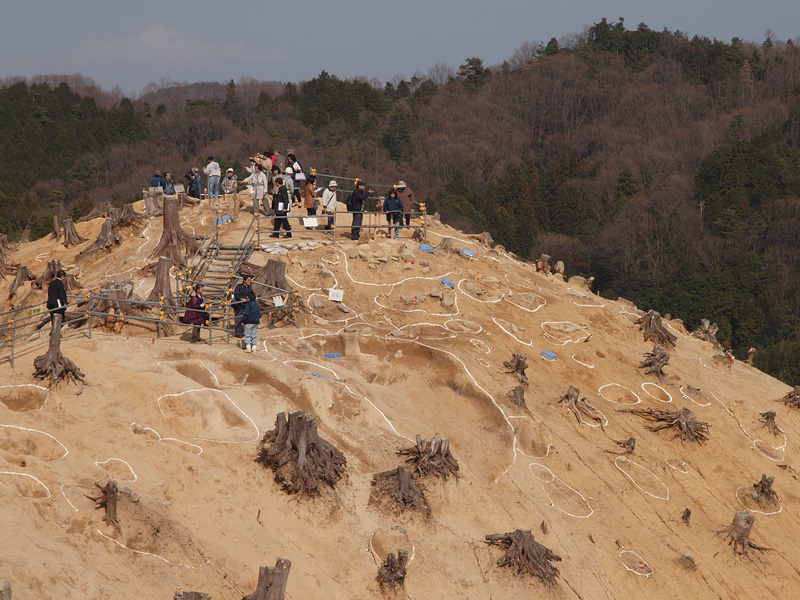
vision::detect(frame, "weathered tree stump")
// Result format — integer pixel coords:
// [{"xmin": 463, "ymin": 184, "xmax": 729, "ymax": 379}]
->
[
  {"xmin": 149, "ymin": 196, "xmax": 198, "ymax": 267},
  {"xmin": 749, "ymin": 474, "xmax": 779, "ymax": 507},
  {"xmin": 567, "ymin": 275, "xmax": 594, "ymax": 291},
  {"xmin": 371, "ymin": 465, "xmax": 431, "ymax": 516},
  {"xmin": 436, "ymin": 236, "xmax": 456, "ymax": 254},
  {"xmin": 0, "ymin": 234, "xmax": 16, "ymax": 278},
  {"xmin": 503, "ymin": 353, "xmax": 529, "ymax": 385},
  {"xmin": 255, "ymin": 259, "xmax": 296, "ymax": 323},
  {"xmin": 475, "ymin": 231, "xmax": 494, "ymax": 247},
  {"xmin": 174, "ymin": 592, "xmax": 212, "ymax": 600},
  {"xmin": 746, "ymin": 347, "xmax": 756, "ymax": 366},
  {"xmin": 77, "ymin": 202, "xmax": 110, "ymax": 223},
  {"xmin": 622, "ymin": 406, "xmax": 709, "ymax": 444},
  {"xmin": 681, "ymin": 508, "xmax": 692, "ymax": 525},
  {"xmin": 8, "ymin": 265, "xmax": 35, "ymax": 299},
  {"xmin": 52, "ymin": 214, "xmax": 61, "ymax": 241},
  {"xmin": 559, "ymin": 386, "xmax": 605, "ymax": 428},
  {"xmin": 758, "ymin": 410, "xmax": 783, "ymax": 436},
  {"xmin": 76, "ymin": 279, "xmax": 148, "ymax": 333},
  {"xmin": 716, "ymin": 510, "xmax": 769, "ymax": 555},
  {"xmin": 635, "ymin": 310, "xmax": 677, "ymax": 347},
  {"xmin": 243, "ymin": 558, "xmax": 291, "ymax": 600},
  {"xmin": 485, "ymin": 529, "xmax": 561, "ymax": 582},
  {"xmin": 536, "ymin": 254, "xmax": 552, "ymax": 274},
  {"xmin": 778, "ymin": 386, "xmax": 800, "ymax": 409},
  {"xmin": 32, "ymin": 260, "xmax": 63, "ymax": 290},
  {"xmin": 692, "ymin": 318, "xmax": 721, "ymax": 348},
  {"xmin": 640, "ymin": 344, "xmax": 670, "ymax": 381},
  {"xmin": 0, "ymin": 580, "xmax": 11, "ymax": 600},
  {"xmin": 511, "ymin": 386, "xmax": 529, "ymax": 412},
  {"xmin": 145, "ymin": 186, "xmax": 164, "ymax": 217},
  {"xmin": 397, "ymin": 433, "xmax": 460, "ymax": 480},
  {"xmin": 377, "ymin": 550, "xmax": 409, "ymax": 591},
  {"xmin": 78, "ymin": 217, "xmax": 121, "ymax": 258},
  {"xmin": 33, "ymin": 315, "xmax": 85, "ymax": 388},
  {"xmin": 20, "ymin": 229, "xmax": 31, "ymax": 243},
  {"xmin": 607, "ymin": 437, "xmax": 636, "ymax": 455},
  {"xmin": 62, "ymin": 218, "xmax": 88, "ymax": 248},
  {"xmin": 554, "ymin": 260, "xmax": 565, "ymax": 276},
  {"xmin": 255, "ymin": 412, "xmax": 346, "ymax": 495},
  {"xmin": 94, "ymin": 478, "xmax": 121, "ymax": 533},
  {"xmin": 148, "ymin": 257, "xmax": 179, "ymax": 335},
  {"xmin": 116, "ymin": 203, "xmax": 144, "ymax": 228}
]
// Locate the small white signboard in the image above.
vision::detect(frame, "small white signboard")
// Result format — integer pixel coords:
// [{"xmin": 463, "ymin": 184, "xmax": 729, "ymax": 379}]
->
[
  {"xmin": 303, "ymin": 217, "xmax": 319, "ymax": 228},
  {"xmin": 31, "ymin": 305, "xmax": 43, "ymax": 316},
  {"xmin": 273, "ymin": 296, "xmax": 285, "ymax": 307},
  {"xmin": 174, "ymin": 184, "xmax": 186, "ymax": 194},
  {"xmin": 328, "ymin": 289, "xmax": 344, "ymax": 302}
]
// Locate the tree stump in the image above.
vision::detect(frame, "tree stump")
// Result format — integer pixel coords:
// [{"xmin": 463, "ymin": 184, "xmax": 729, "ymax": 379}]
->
[
  {"xmin": 0, "ymin": 580, "xmax": 11, "ymax": 600},
  {"xmin": 62, "ymin": 218, "xmax": 88, "ymax": 248},
  {"xmin": 622, "ymin": 406, "xmax": 709, "ymax": 444},
  {"xmin": 77, "ymin": 202, "xmax": 110, "ymax": 223},
  {"xmin": 255, "ymin": 412, "xmax": 346, "ymax": 495},
  {"xmin": 145, "ymin": 187, "xmax": 164, "ymax": 217},
  {"xmin": 475, "ymin": 231, "xmax": 494, "ymax": 247},
  {"xmin": 148, "ymin": 257, "xmax": 179, "ymax": 335},
  {"xmin": 20, "ymin": 229, "xmax": 31, "ymax": 243},
  {"xmin": 243, "ymin": 558, "xmax": 291, "ymax": 600},
  {"xmin": 174, "ymin": 592, "xmax": 211, "ymax": 600},
  {"xmin": 779, "ymin": 386, "xmax": 800, "ymax": 409},
  {"xmin": 397, "ymin": 433, "xmax": 460, "ymax": 480},
  {"xmin": 436, "ymin": 236, "xmax": 456, "ymax": 254},
  {"xmin": 485, "ymin": 529, "xmax": 561, "ymax": 582},
  {"xmin": 758, "ymin": 410, "xmax": 782, "ymax": 436},
  {"xmin": 377, "ymin": 550, "xmax": 409, "ymax": 591},
  {"xmin": 511, "ymin": 386, "xmax": 529, "ymax": 412},
  {"xmin": 567, "ymin": 275, "xmax": 594, "ymax": 291},
  {"xmin": 535, "ymin": 254, "xmax": 552, "ymax": 274},
  {"xmin": 149, "ymin": 196, "xmax": 198, "ymax": 267},
  {"xmin": 255, "ymin": 259, "xmax": 295, "ymax": 323},
  {"xmin": 635, "ymin": 310, "xmax": 677, "ymax": 347},
  {"xmin": 681, "ymin": 508, "xmax": 692, "ymax": 525},
  {"xmin": 52, "ymin": 214, "xmax": 61, "ymax": 241},
  {"xmin": 8, "ymin": 265, "xmax": 34, "ymax": 299},
  {"xmin": 559, "ymin": 386, "xmax": 605, "ymax": 428},
  {"xmin": 746, "ymin": 347, "xmax": 756, "ymax": 366},
  {"xmin": 716, "ymin": 510, "xmax": 769, "ymax": 555},
  {"xmin": 33, "ymin": 315, "xmax": 85, "ymax": 388},
  {"xmin": 370, "ymin": 465, "xmax": 431, "ymax": 516},
  {"xmin": 116, "ymin": 203, "xmax": 144, "ymax": 228},
  {"xmin": 78, "ymin": 217, "xmax": 121, "ymax": 258},
  {"xmin": 749, "ymin": 474, "xmax": 779, "ymax": 507},
  {"xmin": 640, "ymin": 344, "xmax": 670, "ymax": 381},
  {"xmin": 75, "ymin": 279, "xmax": 148, "ymax": 333},
  {"xmin": 32, "ymin": 260, "xmax": 63, "ymax": 290},
  {"xmin": 692, "ymin": 319, "xmax": 721, "ymax": 348},
  {"xmin": 94, "ymin": 478, "xmax": 121, "ymax": 533},
  {"xmin": 607, "ymin": 437, "xmax": 636, "ymax": 455},
  {"xmin": 503, "ymin": 353, "xmax": 529, "ymax": 385},
  {"xmin": 554, "ymin": 260, "xmax": 565, "ymax": 276}
]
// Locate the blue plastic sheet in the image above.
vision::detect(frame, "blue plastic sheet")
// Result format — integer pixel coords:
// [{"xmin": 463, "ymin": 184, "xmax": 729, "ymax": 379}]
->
[
  {"xmin": 461, "ymin": 248, "xmax": 474, "ymax": 257},
  {"xmin": 541, "ymin": 350, "xmax": 558, "ymax": 361},
  {"xmin": 312, "ymin": 372, "xmax": 327, "ymax": 379},
  {"xmin": 324, "ymin": 353, "xmax": 342, "ymax": 359},
  {"xmin": 418, "ymin": 244, "xmax": 435, "ymax": 253},
  {"xmin": 440, "ymin": 278, "xmax": 455, "ymax": 288}
]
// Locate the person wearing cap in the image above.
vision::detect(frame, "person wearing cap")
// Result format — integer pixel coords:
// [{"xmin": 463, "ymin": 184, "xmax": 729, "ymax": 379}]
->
[
  {"xmin": 241, "ymin": 163, "xmax": 268, "ymax": 215},
  {"xmin": 397, "ymin": 180, "xmax": 415, "ymax": 227},
  {"xmin": 283, "ymin": 166, "xmax": 296, "ymax": 206},
  {"xmin": 204, "ymin": 156, "xmax": 221, "ymax": 200},
  {"xmin": 320, "ymin": 180, "xmax": 338, "ymax": 231},
  {"xmin": 350, "ymin": 179, "xmax": 373, "ymax": 240},
  {"xmin": 271, "ymin": 177, "xmax": 292, "ymax": 238},
  {"xmin": 221, "ymin": 168, "xmax": 238, "ymax": 196}
]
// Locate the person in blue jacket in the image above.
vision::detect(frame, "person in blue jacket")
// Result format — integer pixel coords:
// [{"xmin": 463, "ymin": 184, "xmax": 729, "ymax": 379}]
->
[
  {"xmin": 242, "ymin": 290, "xmax": 261, "ymax": 353},
  {"xmin": 384, "ymin": 188, "xmax": 404, "ymax": 239}
]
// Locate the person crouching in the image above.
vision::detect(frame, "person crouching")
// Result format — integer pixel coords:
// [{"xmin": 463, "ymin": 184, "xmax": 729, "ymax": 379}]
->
[{"xmin": 242, "ymin": 291, "xmax": 261, "ymax": 352}]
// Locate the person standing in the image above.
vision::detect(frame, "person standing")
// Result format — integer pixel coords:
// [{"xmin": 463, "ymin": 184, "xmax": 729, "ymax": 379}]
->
[
  {"xmin": 397, "ymin": 180, "xmax": 415, "ymax": 227},
  {"xmin": 188, "ymin": 168, "xmax": 202, "ymax": 200},
  {"xmin": 320, "ymin": 180, "xmax": 338, "ymax": 231},
  {"xmin": 183, "ymin": 284, "xmax": 206, "ymax": 343},
  {"xmin": 241, "ymin": 163, "xmax": 268, "ymax": 215},
  {"xmin": 204, "ymin": 156, "xmax": 221, "ymax": 200},
  {"xmin": 221, "ymin": 168, "xmax": 237, "ymax": 196},
  {"xmin": 163, "ymin": 172, "xmax": 176, "ymax": 195},
  {"xmin": 242, "ymin": 290, "xmax": 261, "ymax": 353},
  {"xmin": 271, "ymin": 177, "xmax": 292, "ymax": 238},
  {"xmin": 349, "ymin": 179, "xmax": 373, "ymax": 241},
  {"xmin": 384, "ymin": 188, "xmax": 404, "ymax": 239},
  {"xmin": 46, "ymin": 270, "xmax": 68, "ymax": 325},
  {"xmin": 232, "ymin": 274, "xmax": 253, "ymax": 338},
  {"xmin": 283, "ymin": 167, "xmax": 296, "ymax": 207},
  {"xmin": 150, "ymin": 170, "xmax": 167, "ymax": 189},
  {"xmin": 303, "ymin": 175, "xmax": 318, "ymax": 218}
]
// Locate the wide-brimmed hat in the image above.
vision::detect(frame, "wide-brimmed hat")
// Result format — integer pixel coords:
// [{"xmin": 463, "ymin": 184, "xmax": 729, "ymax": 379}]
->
[
  {"xmin": 397, "ymin": 180, "xmax": 407, "ymax": 187},
  {"xmin": 227, "ymin": 167, "xmax": 233, "ymax": 172},
  {"xmin": 329, "ymin": 180, "xmax": 338, "ymax": 187}
]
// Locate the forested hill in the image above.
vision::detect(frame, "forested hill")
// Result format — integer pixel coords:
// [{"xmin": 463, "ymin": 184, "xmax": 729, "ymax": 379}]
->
[{"xmin": 2, "ymin": 19, "xmax": 800, "ymax": 383}]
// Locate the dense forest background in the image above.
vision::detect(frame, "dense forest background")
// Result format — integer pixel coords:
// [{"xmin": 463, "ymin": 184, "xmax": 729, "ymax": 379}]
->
[{"xmin": 3, "ymin": 19, "xmax": 800, "ymax": 384}]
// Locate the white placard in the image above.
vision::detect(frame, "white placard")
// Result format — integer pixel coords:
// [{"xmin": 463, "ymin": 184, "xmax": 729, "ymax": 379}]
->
[
  {"xmin": 273, "ymin": 296, "xmax": 284, "ymax": 307},
  {"xmin": 174, "ymin": 184, "xmax": 186, "ymax": 194},
  {"xmin": 303, "ymin": 217, "xmax": 318, "ymax": 228},
  {"xmin": 328, "ymin": 289, "xmax": 344, "ymax": 302}
]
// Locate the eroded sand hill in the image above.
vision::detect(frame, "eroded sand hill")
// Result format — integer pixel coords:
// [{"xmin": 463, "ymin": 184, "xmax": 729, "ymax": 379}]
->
[{"xmin": 1, "ymin": 199, "xmax": 798, "ymax": 599}]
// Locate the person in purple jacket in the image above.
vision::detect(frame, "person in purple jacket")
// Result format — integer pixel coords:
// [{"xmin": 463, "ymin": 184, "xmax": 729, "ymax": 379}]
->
[{"xmin": 183, "ymin": 284, "xmax": 206, "ymax": 343}]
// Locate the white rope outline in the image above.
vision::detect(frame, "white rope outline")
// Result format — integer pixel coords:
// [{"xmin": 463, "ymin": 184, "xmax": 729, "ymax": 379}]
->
[
  {"xmin": 368, "ymin": 526, "xmax": 416, "ymax": 568},
  {"xmin": 598, "ymin": 384, "xmax": 641, "ymax": 405},
  {"xmin": 541, "ymin": 321, "xmax": 591, "ymax": 345},
  {"xmin": 0, "ymin": 423, "xmax": 69, "ymax": 461},
  {"xmin": 614, "ymin": 456, "xmax": 669, "ymax": 500},
  {"xmin": 571, "ymin": 354, "xmax": 594, "ymax": 369},
  {"xmin": 665, "ymin": 458, "xmax": 689, "ymax": 473},
  {"xmin": 679, "ymin": 385, "xmax": 711, "ymax": 407},
  {"xmin": 492, "ymin": 317, "xmax": 534, "ymax": 347},
  {"xmin": 0, "ymin": 471, "xmax": 51, "ymax": 499},
  {"xmin": 641, "ymin": 382, "xmax": 672, "ymax": 403},
  {"xmin": 735, "ymin": 485, "xmax": 783, "ymax": 515},
  {"xmin": 157, "ymin": 388, "xmax": 259, "ymax": 444},
  {"xmin": 94, "ymin": 458, "xmax": 137, "ymax": 482},
  {"xmin": 528, "ymin": 463, "xmax": 594, "ymax": 518},
  {"xmin": 711, "ymin": 392, "xmax": 786, "ymax": 462},
  {"xmin": 619, "ymin": 550, "xmax": 653, "ymax": 577},
  {"xmin": 0, "ymin": 383, "xmax": 49, "ymax": 411},
  {"xmin": 564, "ymin": 287, "xmax": 606, "ymax": 308},
  {"xmin": 129, "ymin": 422, "xmax": 203, "ymax": 455},
  {"xmin": 95, "ymin": 528, "xmax": 202, "ymax": 569}
]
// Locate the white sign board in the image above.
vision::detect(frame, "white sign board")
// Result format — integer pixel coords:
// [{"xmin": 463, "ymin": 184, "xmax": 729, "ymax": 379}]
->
[
  {"xmin": 174, "ymin": 184, "xmax": 186, "ymax": 194},
  {"xmin": 328, "ymin": 289, "xmax": 344, "ymax": 302},
  {"xmin": 273, "ymin": 296, "xmax": 284, "ymax": 307},
  {"xmin": 303, "ymin": 217, "xmax": 318, "ymax": 228}
]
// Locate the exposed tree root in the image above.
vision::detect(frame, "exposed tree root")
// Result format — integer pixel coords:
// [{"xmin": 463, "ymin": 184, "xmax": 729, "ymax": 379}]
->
[
  {"xmin": 621, "ymin": 406, "xmax": 709, "ymax": 444},
  {"xmin": 559, "ymin": 386, "xmax": 605, "ymax": 429},
  {"xmin": 635, "ymin": 310, "xmax": 677, "ymax": 347},
  {"xmin": 485, "ymin": 529, "xmax": 561, "ymax": 583}
]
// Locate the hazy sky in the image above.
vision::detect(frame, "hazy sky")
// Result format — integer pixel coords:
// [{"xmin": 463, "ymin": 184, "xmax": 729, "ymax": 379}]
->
[{"xmin": 2, "ymin": 0, "xmax": 798, "ymax": 96}]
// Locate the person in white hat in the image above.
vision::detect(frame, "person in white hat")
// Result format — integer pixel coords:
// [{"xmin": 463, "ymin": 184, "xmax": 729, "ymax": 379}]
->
[
  {"xmin": 221, "ymin": 168, "xmax": 237, "ymax": 197},
  {"xmin": 320, "ymin": 180, "xmax": 338, "ymax": 231},
  {"xmin": 283, "ymin": 166, "xmax": 296, "ymax": 206},
  {"xmin": 397, "ymin": 180, "xmax": 415, "ymax": 227}
]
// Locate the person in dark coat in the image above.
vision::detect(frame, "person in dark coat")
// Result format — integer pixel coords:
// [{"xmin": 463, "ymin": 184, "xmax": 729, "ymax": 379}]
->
[
  {"xmin": 183, "ymin": 284, "xmax": 206, "ymax": 343},
  {"xmin": 150, "ymin": 171, "xmax": 167, "ymax": 189},
  {"xmin": 241, "ymin": 290, "xmax": 262, "ymax": 352},
  {"xmin": 46, "ymin": 269, "xmax": 68, "ymax": 325},
  {"xmin": 232, "ymin": 274, "xmax": 253, "ymax": 338},
  {"xmin": 271, "ymin": 177, "xmax": 292, "ymax": 238},
  {"xmin": 384, "ymin": 188, "xmax": 404, "ymax": 239},
  {"xmin": 397, "ymin": 180, "xmax": 415, "ymax": 227},
  {"xmin": 349, "ymin": 179, "xmax": 373, "ymax": 240}
]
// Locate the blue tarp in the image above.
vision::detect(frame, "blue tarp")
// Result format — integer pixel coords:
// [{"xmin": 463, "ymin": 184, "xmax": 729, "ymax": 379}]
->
[
  {"xmin": 418, "ymin": 244, "xmax": 435, "ymax": 253},
  {"xmin": 541, "ymin": 350, "xmax": 558, "ymax": 361},
  {"xmin": 461, "ymin": 248, "xmax": 474, "ymax": 257},
  {"xmin": 312, "ymin": 372, "xmax": 327, "ymax": 379},
  {"xmin": 324, "ymin": 353, "xmax": 342, "ymax": 359},
  {"xmin": 441, "ymin": 278, "xmax": 455, "ymax": 288}
]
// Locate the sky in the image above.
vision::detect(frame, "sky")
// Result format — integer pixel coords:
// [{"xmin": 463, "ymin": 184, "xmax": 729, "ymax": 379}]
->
[{"xmin": 1, "ymin": 0, "xmax": 799, "ymax": 96}]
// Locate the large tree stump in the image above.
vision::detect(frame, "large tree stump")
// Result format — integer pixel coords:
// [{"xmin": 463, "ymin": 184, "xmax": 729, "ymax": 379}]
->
[
  {"xmin": 397, "ymin": 433, "xmax": 460, "ymax": 480},
  {"xmin": 62, "ymin": 218, "xmax": 88, "ymax": 248},
  {"xmin": 255, "ymin": 412, "xmax": 346, "ymax": 495},
  {"xmin": 377, "ymin": 550, "xmax": 409, "ymax": 591},
  {"xmin": 52, "ymin": 214, "xmax": 61, "ymax": 241},
  {"xmin": 535, "ymin": 254, "xmax": 552, "ymax": 274},
  {"xmin": 8, "ymin": 265, "xmax": 35, "ymax": 299},
  {"xmin": 33, "ymin": 315, "xmax": 85, "ymax": 388},
  {"xmin": 148, "ymin": 257, "xmax": 179, "ymax": 335},
  {"xmin": 20, "ymin": 229, "xmax": 31, "ymax": 243},
  {"xmin": 77, "ymin": 201, "xmax": 110, "ymax": 223},
  {"xmin": 145, "ymin": 186, "xmax": 164, "ymax": 217},
  {"xmin": 78, "ymin": 217, "xmax": 121, "ymax": 258},
  {"xmin": 748, "ymin": 474, "xmax": 779, "ymax": 508},
  {"xmin": 32, "ymin": 260, "xmax": 63, "ymax": 290},
  {"xmin": 149, "ymin": 196, "xmax": 198, "ymax": 267},
  {"xmin": 635, "ymin": 310, "xmax": 677, "ymax": 347},
  {"xmin": 485, "ymin": 529, "xmax": 561, "ymax": 582},
  {"xmin": 778, "ymin": 386, "xmax": 800, "ymax": 409},
  {"xmin": 622, "ymin": 406, "xmax": 709, "ymax": 444},
  {"xmin": 503, "ymin": 353, "xmax": 529, "ymax": 385},
  {"xmin": 243, "ymin": 558, "xmax": 291, "ymax": 600},
  {"xmin": 370, "ymin": 465, "xmax": 431, "ymax": 516},
  {"xmin": 559, "ymin": 386, "xmax": 605, "ymax": 428},
  {"xmin": 758, "ymin": 410, "xmax": 783, "ymax": 436},
  {"xmin": 510, "ymin": 386, "xmax": 530, "ymax": 412},
  {"xmin": 255, "ymin": 259, "xmax": 296, "ymax": 323},
  {"xmin": 115, "ymin": 203, "xmax": 145, "ymax": 228},
  {"xmin": 436, "ymin": 236, "xmax": 456, "ymax": 254},
  {"xmin": 716, "ymin": 510, "xmax": 769, "ymax": 555},
  {"xmin": 640, "ymin": 344, "xmax": 670, "ymax": 381},
  {"xmin": 475, "ymin": 231, "xmax": 494, "ymax": 247},
  {"xmin": 94, "ymin": 478, "xmax": 121, "ymax": 533},
  {"xmin": 77, "ymin": 279, "xmax": 148, "ymax": 333},
  {"xmin": 692, "ymin": 318, "xmax": 721, "ymax": 348}
]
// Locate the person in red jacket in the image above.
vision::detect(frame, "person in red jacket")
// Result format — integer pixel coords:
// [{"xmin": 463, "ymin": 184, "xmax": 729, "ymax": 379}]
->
[{"xmin": 183, "ymin": 284, "xmax": 206, "ymax": 343}]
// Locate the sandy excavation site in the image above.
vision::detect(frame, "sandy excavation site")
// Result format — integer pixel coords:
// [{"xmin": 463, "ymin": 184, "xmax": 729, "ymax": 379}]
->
[{"xmin": 1, "ymin": 196, "xmax": 800, "ymax": 599}]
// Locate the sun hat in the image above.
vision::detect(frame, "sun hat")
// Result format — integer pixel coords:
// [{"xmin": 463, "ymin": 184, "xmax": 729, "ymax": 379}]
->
[
  {"xmin": 397, "ymin": 180, "xmax": 407, "ymax": 187},
  {"xmin": 329, "ymin": 180, "xmax": 338, "ymax": 187}
]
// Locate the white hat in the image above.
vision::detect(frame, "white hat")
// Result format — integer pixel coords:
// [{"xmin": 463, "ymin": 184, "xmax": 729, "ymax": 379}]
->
[
  {"xmin": 329, "ymin": 180, "xmax": 338, "ymax": 187},
  {"xmin": 285, "ymin": 167, "xmax": 293, "ymax": 174},
  {"xmin": 227, "ymin": 167, "xmax": 233, "ymax": 172},
  {"xmin": 397, "ymin": 180, "xmax": 407, "ymax": 187}
]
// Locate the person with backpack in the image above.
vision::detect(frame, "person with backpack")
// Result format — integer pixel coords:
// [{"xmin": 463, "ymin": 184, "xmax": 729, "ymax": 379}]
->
[
  {"xmin": 320, "ymin": 180, "xmax": 338, "ymax": 231},
  {"xmin": 348, "ymin": 179, "xmax": 373, "ymax": 240},
  {"xmin": 241, "ymin": 290, "xmax": 261, "ymax": 353}
]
